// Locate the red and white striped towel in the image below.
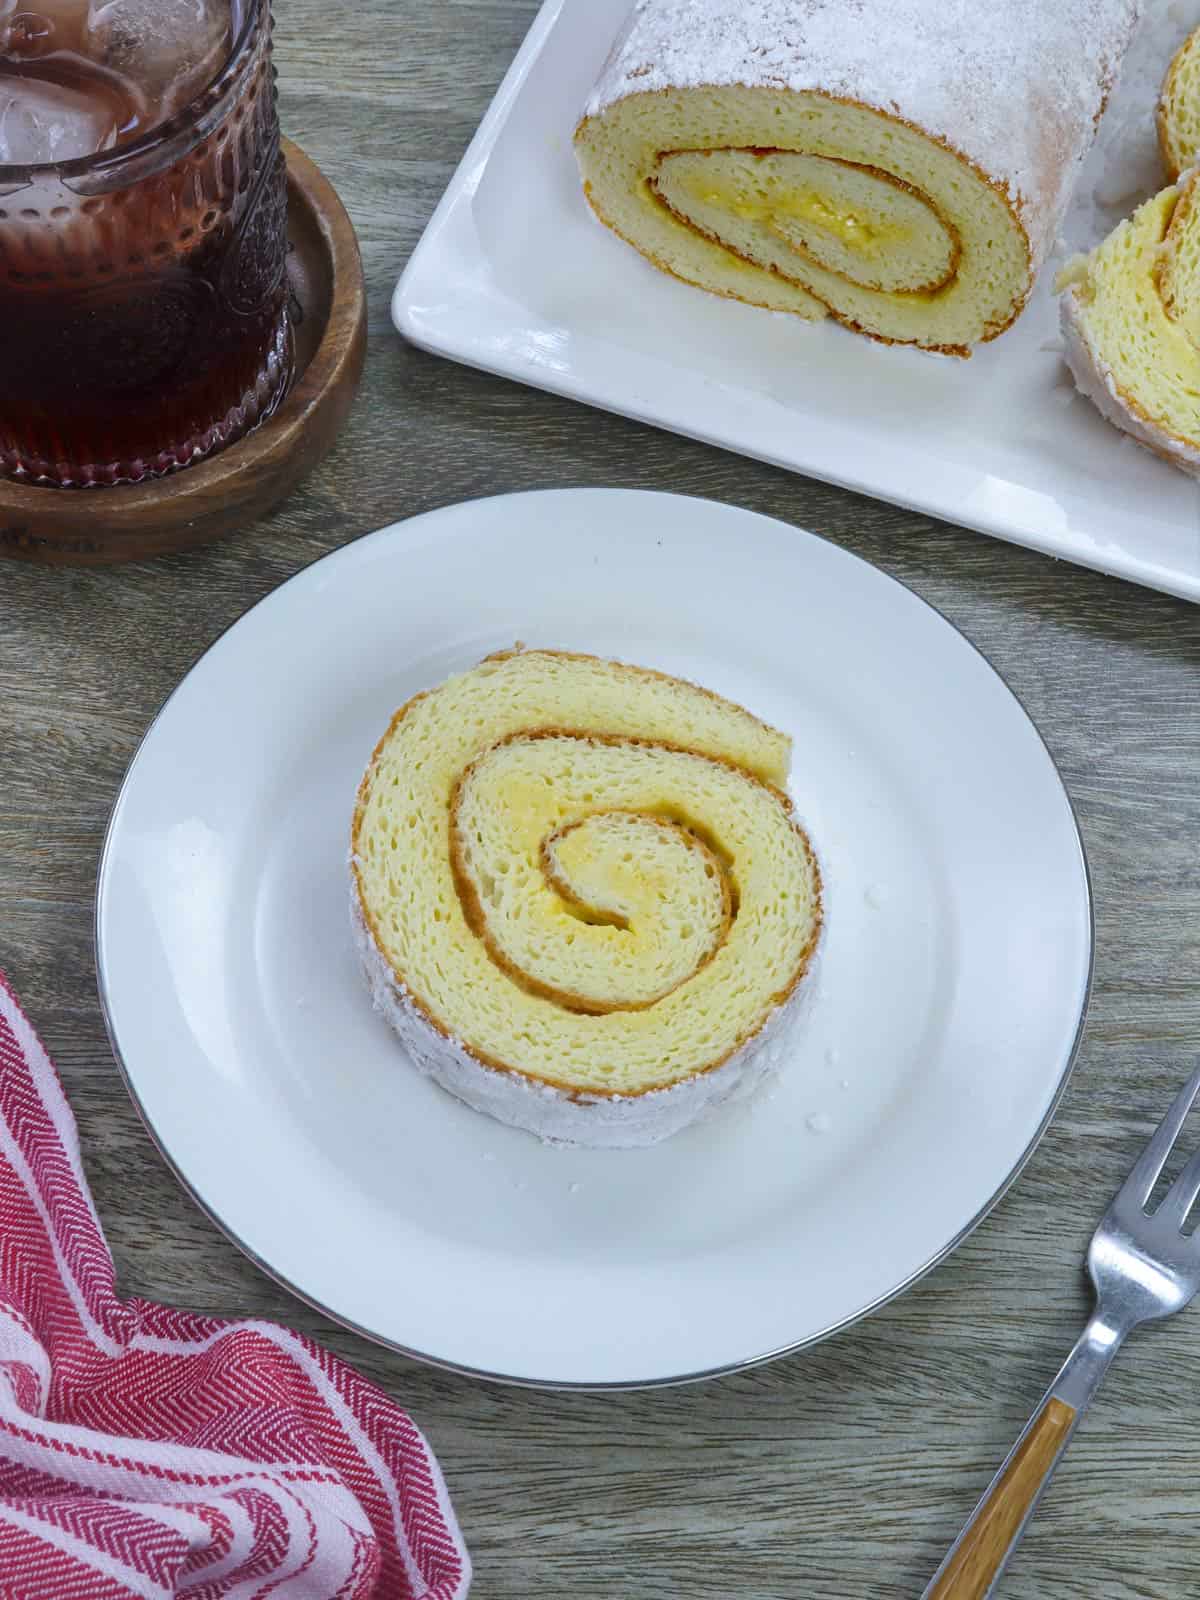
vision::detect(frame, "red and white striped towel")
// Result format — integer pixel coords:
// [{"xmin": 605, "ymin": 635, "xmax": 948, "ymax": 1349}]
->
[{"xmin": 0, "ymin": 972, "xmax": 471, "ymax": 1599}]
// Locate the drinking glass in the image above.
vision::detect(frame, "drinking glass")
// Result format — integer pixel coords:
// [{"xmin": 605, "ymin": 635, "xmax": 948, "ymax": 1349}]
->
[{"xmin": 0, "ymin": 0, "xmax": 292, "ymax": 486}]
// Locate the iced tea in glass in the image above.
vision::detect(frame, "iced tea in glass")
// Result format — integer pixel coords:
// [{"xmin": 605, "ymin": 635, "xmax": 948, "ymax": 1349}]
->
[{"xmin": 0, "ymin": 0, "xmax": 292, "ymax": 486}]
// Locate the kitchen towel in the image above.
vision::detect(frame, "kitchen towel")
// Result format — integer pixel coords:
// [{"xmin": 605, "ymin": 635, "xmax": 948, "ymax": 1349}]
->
[{"xmin": 0, "ymin": 971, "xmax": 470, "ymax": 1599}]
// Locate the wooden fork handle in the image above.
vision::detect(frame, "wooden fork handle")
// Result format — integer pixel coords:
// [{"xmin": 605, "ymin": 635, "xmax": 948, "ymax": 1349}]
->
[{"xmin": 924, "ymin": 1399, "xmax": 1077, "ymax": 1600}]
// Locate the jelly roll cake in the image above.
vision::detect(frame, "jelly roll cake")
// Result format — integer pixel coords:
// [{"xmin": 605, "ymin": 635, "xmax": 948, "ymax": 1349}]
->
[
  {"xmin": 1059, "ymin": 167, "xmax": 1200, "ymax": 478},
  {"xmin": 1159, "ymin": 24, "xmax": 1200, "ymax": 182},
  {"xmin": 1050, "ymin": 18, "xmax": 1200, "ymax": 477},
  {"xmin": 351, "ymin": 649, "xmax": 823, "ymax": 1148},
  {"xmin": 575, "ymin": 0, "xmax": 1142, "ymax": 354}
]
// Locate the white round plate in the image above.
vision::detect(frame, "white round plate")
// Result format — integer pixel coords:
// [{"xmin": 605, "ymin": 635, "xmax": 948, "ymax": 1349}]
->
[{"xmin": 97, "ymin": 488, "xmax": 1091, "ymax": 1389}]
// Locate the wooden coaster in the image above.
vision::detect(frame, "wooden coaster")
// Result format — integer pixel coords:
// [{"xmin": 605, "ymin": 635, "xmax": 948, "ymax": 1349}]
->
[{"xmin": 0, "ymin": 138, "xmax": 367, "ymax": 566}]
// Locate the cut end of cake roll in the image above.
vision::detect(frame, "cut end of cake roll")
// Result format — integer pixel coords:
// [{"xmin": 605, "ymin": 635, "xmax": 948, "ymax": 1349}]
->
[
  {"xmin": 575, "ymin": 0, "xmax": 1141, "ymax": 356},
  {"xmin": 1159, "ymin": 25, "xmax": 1200, "ymax": 183},
  {"xmin": 1058, "ymin": 170, "xmax": 1200, "ymax": 478},
  {"xmin": 576, "ymin": 86, "xmax": 1029, "ymax": 356},
  {"xmin": 351, "ymin": 648, "xmax": 823, "ymax": 1149}
]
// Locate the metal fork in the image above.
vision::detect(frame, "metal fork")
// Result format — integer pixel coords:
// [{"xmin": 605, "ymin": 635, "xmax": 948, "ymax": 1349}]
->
[{"xmin": 921, "ymin": 1060, "xmax": 1200, "ymax": 1599}]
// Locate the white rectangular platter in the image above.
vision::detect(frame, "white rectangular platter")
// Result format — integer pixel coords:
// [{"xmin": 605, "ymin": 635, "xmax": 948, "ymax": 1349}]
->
[{"xmin": 393, "ymin": 0, "xmax": 1200, "ymax": 603}]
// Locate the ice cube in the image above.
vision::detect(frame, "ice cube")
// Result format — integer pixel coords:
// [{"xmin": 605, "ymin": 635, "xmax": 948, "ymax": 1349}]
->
[
  {"xmin": 85, "ymin": 0, "xmax": 230, "ymax": 123},
  {"xmin": 0, "ymin": 74, "xmax": 118, "ymax": 163},
  {"xmin": 3, "ymin": 0, "xmax": 92, "ymax": 59}
]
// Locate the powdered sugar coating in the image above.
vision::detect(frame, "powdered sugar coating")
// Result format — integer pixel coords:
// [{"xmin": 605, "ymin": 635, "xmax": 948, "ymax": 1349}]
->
[
  {"xmin": 1060, "ymin": 289, "xmax": 1200, "ymax": 475},
  {"xmin": 1064, "ymin": 0, "xmax": 1200, "ymax": 252},
  {"xmin": 585, "ymin": 0, "xmax": 1143, "ymax": 268},
  {"xmin": 352, "ymin": 885, "xmax": 821, "ymax": 1150}
]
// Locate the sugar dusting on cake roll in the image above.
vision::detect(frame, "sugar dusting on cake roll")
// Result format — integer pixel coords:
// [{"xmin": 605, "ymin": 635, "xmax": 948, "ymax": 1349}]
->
[
  {"xmin": 351, "ymin": 648, "xmax": 822, "ymax": 1149},
  {"xmin": 575, "ymin": 0, "xmax": 1142, "ymax": 355}
]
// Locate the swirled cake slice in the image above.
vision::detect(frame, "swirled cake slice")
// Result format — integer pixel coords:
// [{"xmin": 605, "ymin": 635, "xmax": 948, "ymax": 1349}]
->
[
  {"xmin": 1059, "ymin": 169, "xmax": 1200, "ymax": 477},
  {"xmin": 351, "ymin": 649, "xmax": 822, "ymax": 1147},
  {"xmin": 1159, "ymin": 24, "xmax": 1200, "ymax": 182}
]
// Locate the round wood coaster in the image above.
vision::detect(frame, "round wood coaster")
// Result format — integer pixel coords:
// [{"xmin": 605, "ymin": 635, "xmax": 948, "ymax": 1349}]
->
[{"xmin": 0, "ymin": 139, "xmax": 367, "ymax": 566}]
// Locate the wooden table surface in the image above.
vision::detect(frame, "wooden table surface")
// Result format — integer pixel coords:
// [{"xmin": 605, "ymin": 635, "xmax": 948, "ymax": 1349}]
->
[{"xmin": 3, "ymin": 4, "xmax": 1200, "ymax": 1596}]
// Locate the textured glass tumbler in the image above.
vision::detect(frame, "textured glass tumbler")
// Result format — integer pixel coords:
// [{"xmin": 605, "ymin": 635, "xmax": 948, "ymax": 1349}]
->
[{"xmin": 0, "ymin": 0, "xmax": 292, "ymax": 487}]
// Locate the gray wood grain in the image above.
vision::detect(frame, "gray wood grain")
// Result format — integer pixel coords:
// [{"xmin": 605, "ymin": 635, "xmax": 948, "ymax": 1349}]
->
[{"xmin": 3, "ymin": 4, "xmax": 1200, "ymax": 1595}]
